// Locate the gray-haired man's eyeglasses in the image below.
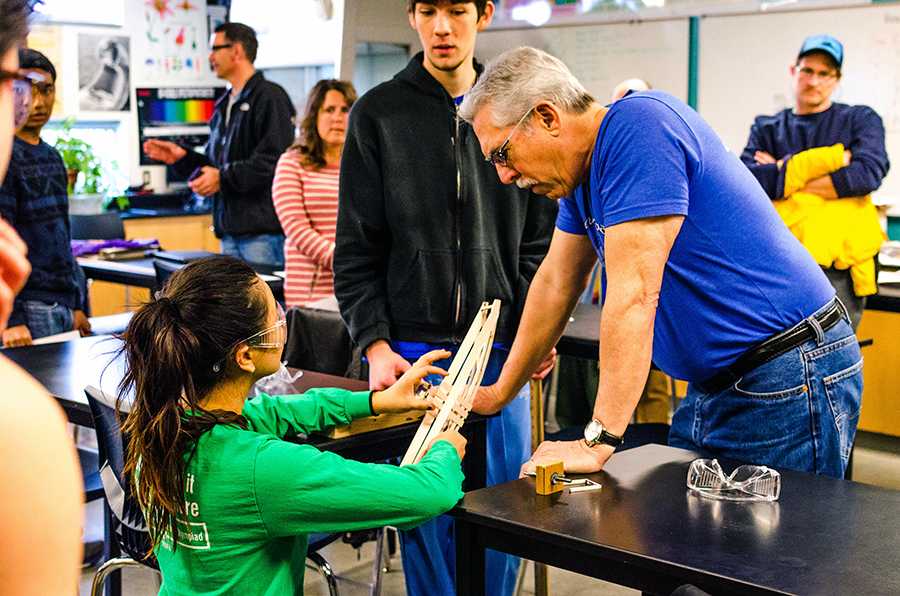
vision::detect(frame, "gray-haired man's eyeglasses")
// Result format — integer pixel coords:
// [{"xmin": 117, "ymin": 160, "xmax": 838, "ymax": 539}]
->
[{"xmin": 485, "ymin": 107, "xmax": 535, "ymax": 168}]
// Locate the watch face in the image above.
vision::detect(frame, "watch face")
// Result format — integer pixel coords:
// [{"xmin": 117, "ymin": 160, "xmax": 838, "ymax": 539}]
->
[{"xmin": 585, "ymin": 419, "xmax": 622, "ymax": 447}]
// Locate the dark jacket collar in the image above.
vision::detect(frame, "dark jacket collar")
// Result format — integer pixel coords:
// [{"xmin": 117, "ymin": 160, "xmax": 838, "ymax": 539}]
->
[
  {"xmin": 395, "ymin": 52, "xmax": 484, "ymax": 103},
  {"xmin": 215, "ymin": 70, "xmax": 265, "ymax": 108}
]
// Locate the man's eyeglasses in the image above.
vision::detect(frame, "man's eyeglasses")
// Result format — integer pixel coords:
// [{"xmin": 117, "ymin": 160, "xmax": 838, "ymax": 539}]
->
[
  {"xmin": 0, "ymin": 70, "xmax": 47, "ymax": 129},
  {"xmin": 485, "ymin": 106, "xmax": 535, "ymax": 168},
  {"xmin": 797, "ymin": 66, "xmax": 838, "ymax": 83},
  {"xmin": 210, "ymin": 43, "xmax": 234, "ymax": 52}
]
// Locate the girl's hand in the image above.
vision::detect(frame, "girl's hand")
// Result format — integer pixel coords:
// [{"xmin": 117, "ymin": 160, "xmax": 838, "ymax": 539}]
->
[
  {"xmin": 424, "ymin": 430, "xmax": 467, "ymax": 460},
  {"xmin": 370, "ymin": 350, "xmax": 450, "ymax": 414}
]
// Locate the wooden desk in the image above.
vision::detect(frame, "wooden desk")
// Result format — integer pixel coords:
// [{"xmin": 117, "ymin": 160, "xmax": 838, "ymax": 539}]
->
[
  {"xmin": 454, "ymin": 444, "xmax": 900, "ymax": 596},
  {"xmin": 4, "ymin": 336, "xmax": 487, "ymax": 488},
  {"xmin": 82, "ymin": 213, "xmax": 219, "ymax": 316}
]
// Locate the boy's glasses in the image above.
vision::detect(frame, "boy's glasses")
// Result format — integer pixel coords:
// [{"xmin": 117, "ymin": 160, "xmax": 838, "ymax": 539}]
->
[
  {"xmin": 687, "ymin": 458, "xmax": 781, "ymax": 502},
  {"xmin": 0, "ymin": 70, "xmax": 47, "ymax": 129}
]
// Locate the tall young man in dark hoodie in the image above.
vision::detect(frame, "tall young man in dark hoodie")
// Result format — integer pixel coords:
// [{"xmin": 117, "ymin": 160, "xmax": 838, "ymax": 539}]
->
[{"xmin": 334, "ymin": 2, "xmax": 557, "ymax": 594}]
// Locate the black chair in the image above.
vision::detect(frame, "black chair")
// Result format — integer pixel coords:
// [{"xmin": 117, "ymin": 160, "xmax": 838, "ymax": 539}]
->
[
  {"xmin": 70, "ymin": 213, "xmax": 125, "ymax": 241},
  {"xmin": 284, "ymin": 306, "xmax": 365, "ymax": 379},
  {"xmin": 307, "ymin": 533, "xmax": 342, "ymax": 595},
  {"xmin": 79, "ymin": 446, "xmax": 109, "ymax": 568},
  {"xmin": 80, "ymin": 448, "xmax": 105, "ymax": 503},
  {"xmin": 84, "ymin": 385, "xmax": 159, "ymax": 596},
  {"xmin": 152, "ymin": 258, "xmax": 185, "ymax": 292}
]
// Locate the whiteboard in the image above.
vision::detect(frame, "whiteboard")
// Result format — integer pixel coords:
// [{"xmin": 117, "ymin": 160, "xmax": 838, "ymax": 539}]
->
[
  {"xmin": 699, "ymin": 5, "xmax": 900, "ymax": 201},
  {"xmin": 476, "ymin": 20, "xmax": 690, "ymax": 103}
]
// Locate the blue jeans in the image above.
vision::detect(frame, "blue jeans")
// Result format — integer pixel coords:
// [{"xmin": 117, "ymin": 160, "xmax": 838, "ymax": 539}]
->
[
  {"xmin": 22, "ymin": 300, "xmax": 74, "ymax": 339},
  {"xmin": 220, "ymin": 233, "xmax": 285, "ymax": 269},
  {"xmin": 670, "ymin": 304, "xmax": 862, "ymax": 479},
  {"xmin": 394, "ymin": 342, "xmax": 531, "ymax": 596}
]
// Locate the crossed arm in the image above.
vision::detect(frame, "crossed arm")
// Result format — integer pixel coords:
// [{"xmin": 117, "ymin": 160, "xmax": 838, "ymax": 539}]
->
[{"xmin": 754, "ymin": 149, "xmax": 851, "ymax": 199}]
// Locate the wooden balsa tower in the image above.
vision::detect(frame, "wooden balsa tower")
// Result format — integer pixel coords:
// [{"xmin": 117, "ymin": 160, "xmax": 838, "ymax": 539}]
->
[{"xmin": 401, "ymin": 300, "xmax": 501, "ymax": 466}]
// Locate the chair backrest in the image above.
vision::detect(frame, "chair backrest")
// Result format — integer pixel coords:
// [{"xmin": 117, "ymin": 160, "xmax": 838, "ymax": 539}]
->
[
  {"xmin": 152, "ymin": 258, "xmax": 184, "ymax": 291},
  {"xmin": 70, "ymin": 213, "xmax": 126, "ymax": 241},
  {"xmin": 284, "ymin": 306, "xmax": 357, "ymax": 377},
  {"xmin": 84, "ymin": 385, "xmax": 158, "ymax": 569}
]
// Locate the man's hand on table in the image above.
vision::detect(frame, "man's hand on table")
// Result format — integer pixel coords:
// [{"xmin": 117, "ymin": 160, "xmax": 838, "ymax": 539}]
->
[{"xmin": 520, "ymin": 439, "xmax": 614, "ymax": 476}]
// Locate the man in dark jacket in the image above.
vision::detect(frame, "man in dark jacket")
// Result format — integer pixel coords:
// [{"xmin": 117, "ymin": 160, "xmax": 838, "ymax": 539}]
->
[
  {"xmin": 143, "ymin": 23, "xmax": 295, "ymax": 268},
  {"xmin": 334, "ymin": 2, "xmax": 557, "ymax": 595}
]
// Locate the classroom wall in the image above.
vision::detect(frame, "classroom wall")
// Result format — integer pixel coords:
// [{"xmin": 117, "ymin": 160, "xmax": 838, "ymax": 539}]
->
[
  {"xmin": 339, "ymin": 0, "xmax": 420, "ymax": 79},
  {"xmin": 477, "ymin": 19, "xmax": 690, "ymax": 103},
  {"xmin": 699, "ymin": 4, "xmax": 900, "ymax": 202},
  {"xmin": 29, "ymin": 0, "xmax": 221, "ymax": 190},
  {"xmin": 34, "ymin": 1, "xmax": 900, "ymax": 198}
]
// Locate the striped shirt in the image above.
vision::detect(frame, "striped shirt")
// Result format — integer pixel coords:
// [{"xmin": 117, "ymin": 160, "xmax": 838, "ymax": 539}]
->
[{"xmin": 272, "ymin": 152, "xmax": 340, "ymax": 307}]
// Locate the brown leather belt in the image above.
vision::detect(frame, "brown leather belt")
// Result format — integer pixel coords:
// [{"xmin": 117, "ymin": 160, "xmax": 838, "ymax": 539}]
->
[{"xmin": 695, "ymin": 298, "xmax": 847, "ymax": 394}]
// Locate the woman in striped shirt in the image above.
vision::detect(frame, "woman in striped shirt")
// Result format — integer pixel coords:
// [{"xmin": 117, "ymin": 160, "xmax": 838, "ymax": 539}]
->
[{"xmin": 272, "ymin": 79, "xmax": 357, "ymax": 307}]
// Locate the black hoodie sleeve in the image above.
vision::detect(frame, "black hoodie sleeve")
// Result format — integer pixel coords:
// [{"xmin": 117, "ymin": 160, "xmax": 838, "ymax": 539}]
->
[
  {"xmin": 515, "ymin": 191, "xmax": 557, "ymax": 308},
  {"xmin": 830, "ymin": 106, "xmax": 890, "ymax": 198},
  {"xmin": 334, "ymin": 103, "xmax": 392, "ymax": 352},
  {"xmin": 169, "ymin": 146, "xmax": 212, "ymax": 179}
]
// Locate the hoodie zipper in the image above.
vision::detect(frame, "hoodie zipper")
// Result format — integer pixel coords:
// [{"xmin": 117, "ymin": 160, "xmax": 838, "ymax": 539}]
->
[{"xmin": 452, "ymin": 105, "xmax": 463, "ymax": 343}]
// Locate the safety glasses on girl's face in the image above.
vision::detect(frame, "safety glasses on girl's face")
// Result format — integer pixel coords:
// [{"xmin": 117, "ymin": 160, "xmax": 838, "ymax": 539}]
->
[
  {"xmin": 212, "ymin": 302, "xmax": 288, "ymax": 373},
  {"xmin": 0, "ymin": 70, "xmax": 47, "ymax": 129},
  {"xmin": 242, "ymin": 301, "xmax": 287, "ymax": 350}
]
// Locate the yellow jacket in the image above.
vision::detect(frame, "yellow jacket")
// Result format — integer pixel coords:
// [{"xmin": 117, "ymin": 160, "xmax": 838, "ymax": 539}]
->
[{"xmin": 774, "ymin": 143, "xmax": 884, "ymax": 296}]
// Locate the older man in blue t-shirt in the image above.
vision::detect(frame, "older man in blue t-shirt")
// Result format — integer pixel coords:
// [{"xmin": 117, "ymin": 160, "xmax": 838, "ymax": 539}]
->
[{"xmin": 459, "ymin": 47, "xmax": 861, "ymax": 479}]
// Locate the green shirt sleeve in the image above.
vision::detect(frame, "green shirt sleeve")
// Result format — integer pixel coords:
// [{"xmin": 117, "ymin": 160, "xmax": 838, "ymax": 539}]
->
[
  {"xmin": 242, "ymin": 389, "xmax": 372, "ymax": 437},
  {"xmin": 253, "ymin": 439, "xmax": 464, "ymax": 535}
]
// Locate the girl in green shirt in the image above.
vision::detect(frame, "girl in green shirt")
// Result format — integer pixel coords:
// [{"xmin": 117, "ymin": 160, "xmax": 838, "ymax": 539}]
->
[{"xmin": 117, "ymin": 255, "xmax": 466, "ymax": 595}]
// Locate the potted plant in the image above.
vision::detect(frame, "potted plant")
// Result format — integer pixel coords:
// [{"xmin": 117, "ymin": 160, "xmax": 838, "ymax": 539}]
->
[{"xmin": 53, "ymin": 118, "xmax": 106, "ymax": 213}]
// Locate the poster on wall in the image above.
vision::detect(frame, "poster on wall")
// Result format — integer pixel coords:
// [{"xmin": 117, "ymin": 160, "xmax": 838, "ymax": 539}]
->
[
  {"xmin": 78, "ymin": 34, "xmax": 131, "ymax": 112},
  {"xmin": 141, "ymin": 0, "xmax": 209, "ymax": 83}
]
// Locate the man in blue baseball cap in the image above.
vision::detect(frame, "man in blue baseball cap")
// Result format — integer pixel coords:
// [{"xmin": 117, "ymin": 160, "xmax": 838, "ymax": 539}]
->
[{"xmin": 741, "ymin": 34, "xmax": 889, "ymax": 330}]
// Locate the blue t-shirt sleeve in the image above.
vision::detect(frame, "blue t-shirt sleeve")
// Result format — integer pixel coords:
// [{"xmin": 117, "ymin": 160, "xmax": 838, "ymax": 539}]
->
[
  {"xmin": 599, "ymin": 97, "xmax": 698, "ymax": 227},
  {"xmin": 555, "ymin": 195, "xmax": 585, "ymax": 235}
]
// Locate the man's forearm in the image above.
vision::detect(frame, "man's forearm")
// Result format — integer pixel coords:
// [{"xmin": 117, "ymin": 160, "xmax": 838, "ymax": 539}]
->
[
  {"xmin": 593, "ymin": 297, "xmax": 657, "ymax": 436},
  {"xmin": 495, "ymin": 267, "xmax": 581, "ymax": 402}
]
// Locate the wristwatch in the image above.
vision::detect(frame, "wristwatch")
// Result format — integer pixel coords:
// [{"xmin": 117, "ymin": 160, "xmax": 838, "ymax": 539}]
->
[{"xmin": 583, "ymin": 418, "xmax": 624, "ymax": 449}]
